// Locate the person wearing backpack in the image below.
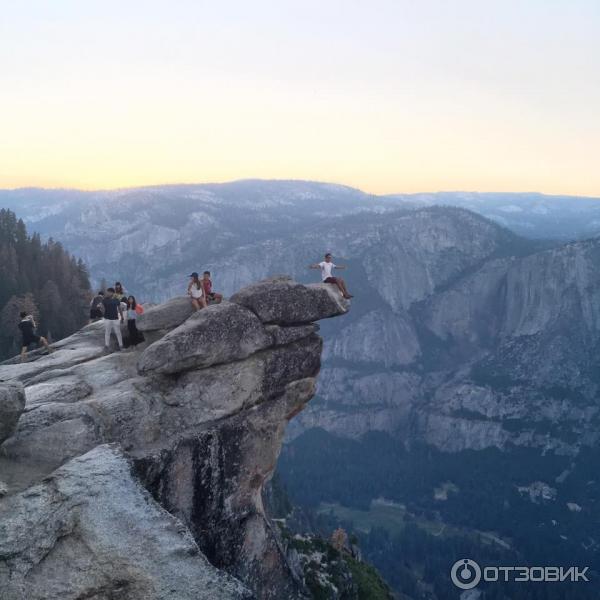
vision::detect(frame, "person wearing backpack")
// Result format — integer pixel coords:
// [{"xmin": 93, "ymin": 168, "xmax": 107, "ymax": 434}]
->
[{"xmin": 89, "ymin": 291, "xmax": 105, "ymax": 323}]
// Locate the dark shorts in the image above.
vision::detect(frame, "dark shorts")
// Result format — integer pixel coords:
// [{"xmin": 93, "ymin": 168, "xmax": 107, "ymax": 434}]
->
[
  {"xmin": 90, "ymin": 308, "xmax": 103, "ymax": 320},
  {"xmin": 22, "ymin": 334, "xmax": 41, "ymax": 348},
  {"xmin": 324, "ymin": 277, "xmax": 338, "ymax": 284}
]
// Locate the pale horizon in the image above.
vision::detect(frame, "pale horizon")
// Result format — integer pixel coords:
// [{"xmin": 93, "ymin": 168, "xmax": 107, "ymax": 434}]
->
[
  {"xmin": 2, "ymin": 177, "xmax": 600, "ymax": 200},
  {"xmin": 2, "ymin": 1, "xmax": 599, "ymax": 196}
]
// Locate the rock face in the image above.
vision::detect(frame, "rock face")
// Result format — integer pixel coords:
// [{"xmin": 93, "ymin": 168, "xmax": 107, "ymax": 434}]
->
[
  {"xmin": 0, "ymin": 277, "xmax": 349, "ymax": 600},
  {"xmin": 0, "ymin": 445, "xmax": 251, "ymax": 600},
  {"xmin": 0, "ymin": 383, "xmax": 25, "ymax": 445},
  {"xmin": 136, "ymin": 295, "xmax": 194, "ymax": 332},
  {"xmin": 138, "ymin": 302, "xmax": 272, "ymax": 375}
]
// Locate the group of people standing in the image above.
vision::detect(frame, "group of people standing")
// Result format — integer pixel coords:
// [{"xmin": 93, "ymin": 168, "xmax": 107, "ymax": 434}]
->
[
  {"xmin": 89, "ymin": 282, "xmax": 144, "ymax": 352},
  {"xmin": 92, "ymin": 272, "xmax": 224, "ymax": 353}
]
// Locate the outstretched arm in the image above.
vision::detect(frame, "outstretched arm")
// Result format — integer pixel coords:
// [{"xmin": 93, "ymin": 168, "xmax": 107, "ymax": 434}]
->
[
  {"xmin": 335, "ymin": 265, "xmax": 347, "ymax": 270},
  {"xmin": 308, "ymin": 264, "xmax": 321, "ymax": 269}
]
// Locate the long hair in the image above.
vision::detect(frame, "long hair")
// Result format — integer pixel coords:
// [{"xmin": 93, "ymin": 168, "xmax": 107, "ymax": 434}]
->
[
  {"xmin": 127, "ymin": 295, "xmax": 137, "ymax": 309},
  {"xmin": 192, "ymin": 275, "xmax": 201, "ymax": 289}
]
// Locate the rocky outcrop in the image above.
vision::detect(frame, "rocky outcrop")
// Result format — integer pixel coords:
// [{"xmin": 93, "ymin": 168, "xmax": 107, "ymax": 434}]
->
[
  {"xmin": 138, "ymin": 302, "xmax": 272, "ymax": 375},
  {"xmin": 137, "ymin": 296, "xmax": 194, "ymax": 332},
  {"xmin": 230, "ymin": 276, "xmax": 349, "ymax": 324},
  {"xmin": 0, "ymin": 277, "xmax": 349, "ymax": 600},
  {"xmin": 0, "ymin": 445, "xmax": 251, "ymax": 600}
]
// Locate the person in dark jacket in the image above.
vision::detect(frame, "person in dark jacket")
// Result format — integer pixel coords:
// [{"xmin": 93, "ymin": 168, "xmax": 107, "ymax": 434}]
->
[
  {"xmin": 19, "ymin": 312, "xmax": 51, "ymax": 361},
  {"xmin": 102, "ymin": 287, "xmax": 124, "ymax": 352}
]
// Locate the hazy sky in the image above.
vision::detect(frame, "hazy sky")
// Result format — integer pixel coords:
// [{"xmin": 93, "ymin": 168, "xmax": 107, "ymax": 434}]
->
[{"xmin": 1, "ymin": 1, "xmax": 599, "ymax": 195}]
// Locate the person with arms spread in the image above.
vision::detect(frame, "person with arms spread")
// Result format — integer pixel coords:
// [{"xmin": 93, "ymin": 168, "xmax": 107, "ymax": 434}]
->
[{"xmin": 309, "ymin": 253, "xmax": 353, "ymax": 299}]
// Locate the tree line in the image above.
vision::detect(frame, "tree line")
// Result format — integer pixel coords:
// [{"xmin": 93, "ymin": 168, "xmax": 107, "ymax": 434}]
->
[{"xmin": 0, "ymin": 208, "xmax": 91, "ymax": 359}]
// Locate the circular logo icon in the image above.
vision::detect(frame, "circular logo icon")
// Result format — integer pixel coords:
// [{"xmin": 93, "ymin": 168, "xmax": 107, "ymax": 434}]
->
[{"xmin": 451, "ymin": 558, "xmax": 482, "ymax": 589}]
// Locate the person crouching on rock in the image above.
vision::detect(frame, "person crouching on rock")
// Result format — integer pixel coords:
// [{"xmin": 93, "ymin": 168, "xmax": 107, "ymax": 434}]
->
[
  {"xmin": 102, "ymin": 287, "xmax": 124, "ymax": 352},
  {"xmin": 187, "ymin": 272, "xmax": 207, "ymax": 311},
  {"xmin": 309, "ymin": 253, "xmax": 353, "ymax": 299},
  {"xmin": 126, "ymin": 296, "xmax": 145, "ymax": 347},
  {"xmin": 202, "ymin": 270, "xmax": 223, "ymax": 304},
  {"xmin": 19, "ymin": 312, "xmax": 51, "ymax": 361}
]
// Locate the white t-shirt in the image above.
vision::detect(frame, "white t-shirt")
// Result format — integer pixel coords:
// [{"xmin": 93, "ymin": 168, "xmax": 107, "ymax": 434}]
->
[
  {"xmin": 319, "ymin": 261, "xmax": 336, "ymax": 281},
  {"xmin": 190, "ymin": 282, "xmax": 204, "ymax": 299}
]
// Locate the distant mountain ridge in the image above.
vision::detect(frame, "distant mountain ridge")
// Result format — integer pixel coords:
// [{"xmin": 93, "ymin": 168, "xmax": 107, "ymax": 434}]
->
[{"xmin": 2, "ymin": 180, "xmax": 600, "ymax": 246}]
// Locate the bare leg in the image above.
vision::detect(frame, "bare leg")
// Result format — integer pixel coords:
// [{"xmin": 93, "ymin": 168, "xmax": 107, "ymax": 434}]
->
[
  {"xmin": 20, "ymin": 346, "xmax": 27, "ymax": 362},
  {"xmin": 191, "ymin": 299, "xmax": 201, "ymax": 311},
  {"xmin": 337, "ymin": 278, "xmax": 353, "ymax": 299},
  {"xmin": 40, "ymin": 337, "xmax": 52, "ymax": 353}
]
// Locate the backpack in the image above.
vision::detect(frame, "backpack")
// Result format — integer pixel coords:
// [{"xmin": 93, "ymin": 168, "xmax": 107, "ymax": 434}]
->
[{"xmin": 135, "ymin": 304, "xmax": 144, "ymax": 315}]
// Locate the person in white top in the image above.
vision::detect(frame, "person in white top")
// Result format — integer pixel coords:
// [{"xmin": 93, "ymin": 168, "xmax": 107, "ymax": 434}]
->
[
  {"xmin": 187, "ymin": 272, "xmax": 207, "ymax": 311},
  {"xmin": 309, "ymin": 253, "xmax": 353, "ymax": 299}
]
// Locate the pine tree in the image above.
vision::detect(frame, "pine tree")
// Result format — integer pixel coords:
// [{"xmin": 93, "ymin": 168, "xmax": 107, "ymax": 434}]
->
[{"xmin": 0, "ymin": 209, "xmax": 91, "ymax": 359}]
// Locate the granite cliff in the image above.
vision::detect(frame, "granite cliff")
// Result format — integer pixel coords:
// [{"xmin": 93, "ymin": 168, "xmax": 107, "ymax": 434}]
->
[{"xmin": 0, "ymin": 277, "xmax": 349, "ymax": 600}]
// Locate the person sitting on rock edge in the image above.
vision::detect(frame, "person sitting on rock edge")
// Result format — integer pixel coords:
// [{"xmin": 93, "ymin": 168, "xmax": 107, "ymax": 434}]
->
[
  {"xmin": 187, "ymin": 272, "xmax": 207, "ymax": 311},
  {"xmin": 309, "ymin": 253, "xmax": 353, "ymax": 299},
  {"xmin": 102, "ymin": 287, "xmax": 124, "ymax": 352},
  {"xmin": 202, "ymin": 270, "xmax": 223, "ymax": 304},
  {"xmin": 19, "ymin": 312, "xmax": 52, "ymax": 362}
]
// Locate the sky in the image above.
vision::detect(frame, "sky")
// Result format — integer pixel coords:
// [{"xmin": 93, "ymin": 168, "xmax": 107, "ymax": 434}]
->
[{"xmin": 1, "ymin": 1, "xmax": 599, "ymax": 195}]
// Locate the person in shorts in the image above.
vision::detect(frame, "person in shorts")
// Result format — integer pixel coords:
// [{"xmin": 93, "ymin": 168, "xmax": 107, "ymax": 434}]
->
[
  {"xmin": 309, "ymin": 253, "xmax": 353, "ymax": 299},
  {"xmin": 19, "ymin": 312, "xmax": 51, "ymax": 361},
  {"xmin": 202, "ymin": 271, "xmax": 223, "ymax": 304}
]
